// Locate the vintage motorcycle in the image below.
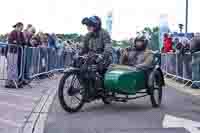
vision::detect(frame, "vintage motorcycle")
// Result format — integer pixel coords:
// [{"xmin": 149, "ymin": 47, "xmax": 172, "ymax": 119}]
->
[{"xmin": 58, "ymin": 51, "xmax": 165, "ymax": 113}]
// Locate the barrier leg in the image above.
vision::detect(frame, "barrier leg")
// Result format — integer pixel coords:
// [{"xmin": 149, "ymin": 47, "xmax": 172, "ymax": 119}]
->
[
  {"xmin": 13, "ymin": 80, "xmax": 18, "ymax": 89},
  {"xmin": 183, "ymin": 80, "xmax": 191, "ymax": 87}
]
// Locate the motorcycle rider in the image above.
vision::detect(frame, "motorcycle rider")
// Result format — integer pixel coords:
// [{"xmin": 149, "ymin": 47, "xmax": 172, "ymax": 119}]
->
[
  {"xmin": 80, "ymin": 16, "xmax": 113, "ymax": 97},
  {"xmin": 81, "ymin": 16, "xmax": 112, "ymax": 71},
  {"xmin": 120, "ymin": 35, "xmax": 154, "ymax": 69}
]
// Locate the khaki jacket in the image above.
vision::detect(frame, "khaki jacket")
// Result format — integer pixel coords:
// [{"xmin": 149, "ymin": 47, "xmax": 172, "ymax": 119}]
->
[{"xmin": 120, "ymin": 48, "xmax": 154, "ymax": 68}]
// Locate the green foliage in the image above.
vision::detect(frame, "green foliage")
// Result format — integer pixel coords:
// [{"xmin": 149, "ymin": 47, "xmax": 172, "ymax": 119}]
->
[
  {"xmin": 56, "ymin": 33, "xmax": 82, "ymax": 42},
  {"xmin": 142, "ymin": 26, "xmax": 160, "ymax": 51},
  {"xmin": 144, "ymin": 27, "xmax": 152, "ymax": 34},
  {"xmin": 0, "ymin": 34, "xmax": 8, "ymax": 43},
  {"xmin": 152, "ymin": 27, "xmax": 159, "ymax": 33},
  {"xmin": 112, "ymin": 40, "xmax": 130, "ymax": 48}
]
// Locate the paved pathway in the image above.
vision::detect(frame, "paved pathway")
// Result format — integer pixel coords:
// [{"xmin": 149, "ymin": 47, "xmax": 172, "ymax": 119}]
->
[
  {"xmin": 44, "ymin": 84, "xmax": 200, "ymax": 133},
  {"xmin": 0, "ymin": 75, "xmax": 60, "ymax": 133}
]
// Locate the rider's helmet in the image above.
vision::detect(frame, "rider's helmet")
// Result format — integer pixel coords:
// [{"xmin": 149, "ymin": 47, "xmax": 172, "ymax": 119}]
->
[
  {"xmin": 134, "ymin": 35, "xmax": 148, "ymax": 51},
  {"xmin": 81, "ymin": 16, "xmax": 102, "ymax": 32}
]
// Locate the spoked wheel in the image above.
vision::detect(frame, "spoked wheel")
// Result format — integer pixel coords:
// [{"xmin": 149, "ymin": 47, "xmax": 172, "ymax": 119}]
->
[
  {"xmin": 58, "ymin": 70, "xmax": 84, "ymax": 113},
  {"xmin": 148, "ymin": 70, "xmax": 163, "ymax": 108}
]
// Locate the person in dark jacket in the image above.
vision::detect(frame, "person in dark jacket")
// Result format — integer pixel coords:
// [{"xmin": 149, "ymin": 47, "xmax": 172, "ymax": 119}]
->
[
  {"xmin": 81, "ymin": 16, "xmax": 112, "ymax": 66},
  {"xmin": 6, "ymin": 22, "xmax": 26, "ymax": 88},
  {"xmin": 47, "ymin": 33, "xmax": 57, "ymax": 49},
  {"xmin": 190, "ymin": 36, "xmax": 200, "ymax": 54},
  {"xmin": 190, "ymin": 35, "xmax": 200, "ymax": 88},
  {"xmin": 8, "ymin": 22, "xmax": 26, "ymax": 46},
  {"xmin": 81, "ymin": 16, "xmax": 112, "ymax": 96},
  {"xmin": 23, "ymin": 25, "xmax": 36, "ymax": 46}
]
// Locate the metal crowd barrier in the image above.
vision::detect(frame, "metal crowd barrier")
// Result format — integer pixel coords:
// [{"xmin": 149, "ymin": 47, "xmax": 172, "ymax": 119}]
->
[
  {"xmin": 161, "ymin": 52, "xmax": 199, "ymax": 87},
  {"xmin": 23, "ymin": 47, "xmax": 73, "ymax": 80},
  {"xmin": 0, "ymin": 42, "xmax": 24, "ymax": 88},
  {"xmin": 0, "ymin": 42, "xmax": 74, "ymax": 88}
]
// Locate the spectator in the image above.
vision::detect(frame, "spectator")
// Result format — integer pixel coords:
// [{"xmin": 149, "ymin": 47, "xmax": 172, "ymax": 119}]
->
[
  {"xmin": 30, "ymin": 35, "xmax": 40, "ymax": 47},
  {"xmin": 56, "ymin": 38, "xmax": 64, "ymax": 49},
  {"xmin": 191, "ymin": 34, "xmax": 200, "ymax": 88},
  {"xmin": 176, "ymin": 41, "xmax": 183, "ymax": 53},
  {"xmin": 182, "ymin": 38, "xmax": 190, "ymax": 53},
  {"xmin": 6, "ymin": 22, "xmax": 26, "ymax": 88},
  {"xmin": 163, "ymin": 33, "xmax": 174, "ymax": 53},
  {"xmin": 47, "ymin": 33, "xmax": 57, "ymax": 49},
  {"xmin": 39, "ymin": 33, "xmax": 48, "ymax": 47},
  {"xmin": 173, "ymin": 38, "xmax": 179, "ymax": 50},
  {"xmin": 8, "ymin": 22, "xmax": 26, "ymax": 46},
  {"xmin": 23, "ymin": 25, "xmax": 36, "ymax": 46},
  {"xmin": 24, "ymin": 24, "xmax": 32, "ymax": 31},
  {"xmin": 190, "ymin": 35, "xmax": 200, "ymax": 53},
  {"xmin": 23, "ymin": 25, "xmax": 36, "ymax": 85}
]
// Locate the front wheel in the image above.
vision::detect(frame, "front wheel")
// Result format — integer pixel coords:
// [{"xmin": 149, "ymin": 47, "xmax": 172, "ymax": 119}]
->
[
  {"xmin": 148, "ymin": 70, "xmax": 163, "ymax": 108},
  {"xmin": 58, "ymin": 70, "xmax": 84, "ymax": 113}
]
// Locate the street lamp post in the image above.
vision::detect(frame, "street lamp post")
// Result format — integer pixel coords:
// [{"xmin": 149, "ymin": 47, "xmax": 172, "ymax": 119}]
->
[{"xmin": 185, "ymin": 0, "xmax": 188, "ymax": 35}]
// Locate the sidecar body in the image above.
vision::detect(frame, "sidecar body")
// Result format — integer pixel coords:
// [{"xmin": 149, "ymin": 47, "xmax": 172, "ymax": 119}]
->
[{"xmin": 104, "ymin": 65, "xmax": 146, "ymax": 94}]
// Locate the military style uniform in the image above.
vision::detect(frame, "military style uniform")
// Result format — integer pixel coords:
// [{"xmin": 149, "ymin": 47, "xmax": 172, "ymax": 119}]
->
[
  {"xmin": 81, "ymin": 29, "xmax": 112, "ymax": 68},
  {"xmin": 82, "ymin": 29, "xmax": 112, "ymax": 55}
]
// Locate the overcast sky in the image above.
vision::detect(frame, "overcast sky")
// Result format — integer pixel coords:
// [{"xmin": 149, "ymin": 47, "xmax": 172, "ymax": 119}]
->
[{"xmin": 0, "ymin": 0, "xmax": 198, "ymax": 40}]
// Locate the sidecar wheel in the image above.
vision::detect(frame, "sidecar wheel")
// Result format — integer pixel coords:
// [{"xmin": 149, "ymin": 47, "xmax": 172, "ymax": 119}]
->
[
  {"xmin": 148, "ymin": 70, "xmax": 163, "ymax": 108},
  {"xmin": 58, "ymin": 70, "xmax": 84, "ymax": 113}
]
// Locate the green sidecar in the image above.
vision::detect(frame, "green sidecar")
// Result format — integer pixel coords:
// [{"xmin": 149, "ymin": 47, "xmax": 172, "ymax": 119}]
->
[{"xmin": 101, "ymin": 64, "xmax": 165, "ymax": 106}]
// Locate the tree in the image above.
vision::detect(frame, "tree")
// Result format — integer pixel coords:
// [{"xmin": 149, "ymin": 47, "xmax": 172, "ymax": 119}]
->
[
  {"xmin": 152, "ymin": 27, "xmax": 159, "ymax": 33},
  {"xmin": 144, "ymin": 27, "xmax": 152, "ymax": 35},
  {"xmin": 141, "ymin": 26, "xmax": 160, "ymax": 51}
]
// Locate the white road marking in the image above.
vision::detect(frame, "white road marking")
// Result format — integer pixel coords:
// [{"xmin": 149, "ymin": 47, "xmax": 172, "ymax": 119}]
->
[
  {"xmin": 0, "ymin": 101, "xmax": 32, "ymax": 111},
  {"xmin": 163, "ymin": 114, "xmax": 200, "ymax": 133},
  {"xmin": 0, "ymin": 91, "xmax": 39, "ymax": 101},
  {"xmin": 0, "ymin": 118, "xmax": 21, "ymax": 127}
]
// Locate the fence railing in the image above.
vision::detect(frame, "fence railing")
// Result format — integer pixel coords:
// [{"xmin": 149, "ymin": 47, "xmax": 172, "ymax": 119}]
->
[
  {"xmin": 23, "ymin": 47, "xmax": 73, "ymax": 79},
  {"xmin": 161, "ymin": 52, "xmax": 200, "ymax": 88},
  {"xmin": 2, "ymin": 41, "xmax": 200, "ymax": 88},
  {"xmin": 0, "ymin": 42, "xmax": 74, "ymax": 88}
]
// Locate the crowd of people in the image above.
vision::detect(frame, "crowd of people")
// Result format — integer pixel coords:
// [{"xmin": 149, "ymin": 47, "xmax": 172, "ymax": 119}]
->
[
  {"xmin": 3, "ymin": 22, "xmax": 81, "ymax": 88},
  {"xmin": 7, "ymin": 22, "xmax": 78, "ymax": 49},
  {"xmin": 161, "ymin": 33, "xmax": 200, "ymax": 54}
]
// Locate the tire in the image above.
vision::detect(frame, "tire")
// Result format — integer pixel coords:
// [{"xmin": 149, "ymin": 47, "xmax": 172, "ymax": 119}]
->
[
  {"xmin": 58, "ymin": 70, "xmax": 84, "ymax": 113},
  {"xmin": 148, "ymin": 70, "xmax": 163, "ymax": 108}
]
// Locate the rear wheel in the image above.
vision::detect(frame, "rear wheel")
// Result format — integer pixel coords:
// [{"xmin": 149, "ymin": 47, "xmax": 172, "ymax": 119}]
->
[
  {"xmin": 148, "ymin": 70, "xmax": 163, "ymax": 108},
  {"xmin": 58, "ymin": 70, "xmax": 84, "ymax": 113}
]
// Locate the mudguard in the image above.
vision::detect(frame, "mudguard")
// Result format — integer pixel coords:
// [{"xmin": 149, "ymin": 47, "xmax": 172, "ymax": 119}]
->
[
  {"xmin": 152, "ymin": 65, "xmax": 165, "ymax": 86},
  {"xmin": 156, "ymin": 67, "xmax": 165, "ymax": 86}
]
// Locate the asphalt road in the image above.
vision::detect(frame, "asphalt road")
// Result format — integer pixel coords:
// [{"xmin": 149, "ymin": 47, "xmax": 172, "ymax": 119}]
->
[{"xmin": 44, "ymin": 86, "xmax": 200, "ymax": 133}]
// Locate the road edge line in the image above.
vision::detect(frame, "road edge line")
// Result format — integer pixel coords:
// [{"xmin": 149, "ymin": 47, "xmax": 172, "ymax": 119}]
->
[
  {"xmin": 32, "ymin": 89, "xmax": 57, "ymax": 133},
  {"xmin": 165, "ymin": 78, "xmax": 200, "ymax": 97}
]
